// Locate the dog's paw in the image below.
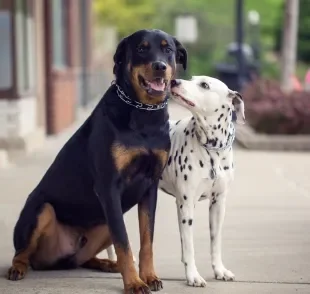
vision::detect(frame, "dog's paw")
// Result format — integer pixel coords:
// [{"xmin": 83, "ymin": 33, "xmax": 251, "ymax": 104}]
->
[
  {"xmin": 147, "ymin": 277, "xmax": 163, "ymax": 292},
  {"xmin": 125, "ymin": 278, "xmax": 152, "ymax": 294},
  {"xmin": 214, "ymin": 266, "xmax": 235, "ymax": 281},
  {"xmin": 186, "ymin": 269, "xmax": 207, "ymax": 287},
  {"xmin": 140, "ymin": 273, "xmax": 163, "ymax": 292},
  {"xmin": 7, "ymin": 264, "xmax": 27, "ymax": 281},
  {"xmin": 98, "ymin": 259, "xmax": 119, "ymax": 273}
]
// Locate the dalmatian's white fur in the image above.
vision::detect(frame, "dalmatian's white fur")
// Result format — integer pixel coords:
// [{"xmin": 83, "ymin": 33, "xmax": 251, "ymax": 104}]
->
[
  {"xmin": 158, "ymin": 76, "xmax": 245, "ymax": 286},
  {"xmin": 105, "ymin": 76, "xmax": 245, "ymax": 287}
]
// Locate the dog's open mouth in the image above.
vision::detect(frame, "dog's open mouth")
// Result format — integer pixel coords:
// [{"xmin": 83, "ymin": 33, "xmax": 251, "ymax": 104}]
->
[
  {"xmin": 171, "ymin": 91, "xmax": 195, "ymax": 107},
  {"xmin": 139, "ymin": 75, "xmax": 168, "ymax": 95}
]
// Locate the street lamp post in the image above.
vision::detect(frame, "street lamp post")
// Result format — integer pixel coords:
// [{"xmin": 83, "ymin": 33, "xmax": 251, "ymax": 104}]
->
[
  {"xmin": 175, "ymin": 14, "xmax": 198, "ymax": 79},
  {"xmin": 235, "ymin": 0, "xmax": 246, "ymax": 91}
]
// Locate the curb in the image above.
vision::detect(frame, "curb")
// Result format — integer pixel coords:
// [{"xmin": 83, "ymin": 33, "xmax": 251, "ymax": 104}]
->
[{"xmin": 235, "ymin": 124, "xmax": 310, "ymax": 152}]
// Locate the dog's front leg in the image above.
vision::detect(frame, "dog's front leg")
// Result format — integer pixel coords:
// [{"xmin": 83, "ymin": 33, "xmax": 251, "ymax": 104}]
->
[
  {"xmin": 209, "ymin": 192, "xmax": 235, "ymax": 281},
  {"xmin": 176, "ymin": 194, "xmax": 207, "ymax": 287},
  {"xmin": 96, "ymin": 181, "xmax": 150, "ymax": 294},
  {"xmin": 138, "ymin": 182, "xmax": 163, "ymax": 292},
  {"xmin": 106, "ymin": 244, "xmax": 136, "ymax": 263}
]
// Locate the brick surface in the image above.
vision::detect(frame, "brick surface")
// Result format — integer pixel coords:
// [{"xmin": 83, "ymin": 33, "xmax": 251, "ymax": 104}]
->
[{"xmin": 47, "ymin": 70, "xmax": 76, "ymax": 135}]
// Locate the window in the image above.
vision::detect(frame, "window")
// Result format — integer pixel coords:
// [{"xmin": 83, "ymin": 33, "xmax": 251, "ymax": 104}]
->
[
  {"xmin": 51, "ymin": 0, "xmax": 67, "ymax": 68},
  {"xmin": 14, "ymin": 0, "xmax": 35, "ymax": 93},
  {"xmin": 0, "ymin": 10, "xmax": 13, "ymax": 90}
]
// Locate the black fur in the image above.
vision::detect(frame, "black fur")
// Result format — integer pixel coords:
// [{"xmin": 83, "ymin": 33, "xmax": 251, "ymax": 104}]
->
[{"xmin": 11, "ymin": 29, "xmax": 187, "ymax": 272}]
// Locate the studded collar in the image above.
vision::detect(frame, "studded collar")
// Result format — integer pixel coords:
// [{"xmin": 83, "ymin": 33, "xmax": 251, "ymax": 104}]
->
[{"xmin": 114, "ymin": 82, "xmax": 169, "ymax": 111}]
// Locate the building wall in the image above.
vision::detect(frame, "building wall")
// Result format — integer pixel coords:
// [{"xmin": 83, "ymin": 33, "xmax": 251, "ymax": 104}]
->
[
  {"xmin": 45, "ymin": 0, "xmax": 93, "ymax": 135},
  {"xmin": 34, "ymin": 0, "xmax": 46, "ymax": 130},
  {"xmin": 0, "ymin": 0, "xmax": 100, "ymax": 166},
  {"xmin": 0, "ymin": 0, "xmax": 44, "ymax": 163}
]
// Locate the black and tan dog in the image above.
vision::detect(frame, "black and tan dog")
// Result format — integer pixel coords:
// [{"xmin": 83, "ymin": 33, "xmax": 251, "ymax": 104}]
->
[{"xmin": 6, "ymin": 29, "xmax": 187, "ymax": 294}]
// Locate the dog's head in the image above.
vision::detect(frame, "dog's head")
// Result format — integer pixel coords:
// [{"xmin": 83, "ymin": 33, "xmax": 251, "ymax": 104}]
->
[
  {"xmin": 113, "ymin": 29, "xmax": 187, "ymax": 105},
  {"xmin": 171, "ymin": 76, "xmax": 245, "ymax": 124}
]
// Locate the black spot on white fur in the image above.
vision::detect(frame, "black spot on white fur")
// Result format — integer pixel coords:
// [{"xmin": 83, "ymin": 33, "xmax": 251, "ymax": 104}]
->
[
  {"xmin": 183, "ymin": 195, "xmax": 187, "ymax": 200},
  {"xmin": 174, "ymin": 150, "xmax": 178, "ymax": 162},
  {"xmin": 210, "ymin": 158, "xmax": 214, "ymax": 167},
  {"xmin": 188, "ymin": 219, "xmax": 193, "ymax": 225}
]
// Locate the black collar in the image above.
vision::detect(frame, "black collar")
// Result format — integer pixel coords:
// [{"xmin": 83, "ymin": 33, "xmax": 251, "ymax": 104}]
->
[{"xmin": 113, "ymin": 82, "xmax": 169, "ymax": 111}]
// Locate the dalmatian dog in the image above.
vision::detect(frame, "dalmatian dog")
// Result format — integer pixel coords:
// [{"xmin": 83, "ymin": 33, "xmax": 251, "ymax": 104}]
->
[
  {"xmin": 157, "ymin": 76, "xmax": 245, "ymax": 286},
  {"xmin": 105, "ymin": 76, "xmax": 245, "ymax": 287}
]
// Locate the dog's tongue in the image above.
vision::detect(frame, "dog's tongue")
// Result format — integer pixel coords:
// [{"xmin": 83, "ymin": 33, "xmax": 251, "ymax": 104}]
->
[{"xmin": 149, "ymin": 80, "xmax": 165, "ymax": 91}]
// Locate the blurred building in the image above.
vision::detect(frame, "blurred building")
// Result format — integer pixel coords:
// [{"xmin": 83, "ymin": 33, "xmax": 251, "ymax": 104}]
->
[{"xmin": 0, "ymin": 0, "xmax": 113, "ymax": 164}]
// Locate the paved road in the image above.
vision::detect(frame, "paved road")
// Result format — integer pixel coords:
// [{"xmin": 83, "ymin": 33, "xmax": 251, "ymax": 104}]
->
[{"xmin": 0, "ymin": 102, "xmax": 309, "ymax": 293}]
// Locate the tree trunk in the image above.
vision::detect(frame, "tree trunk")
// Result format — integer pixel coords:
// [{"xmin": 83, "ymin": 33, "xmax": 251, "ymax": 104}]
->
[{"xmin": 280, "ymin": 0, "xmax": 299, "ymax": 93}]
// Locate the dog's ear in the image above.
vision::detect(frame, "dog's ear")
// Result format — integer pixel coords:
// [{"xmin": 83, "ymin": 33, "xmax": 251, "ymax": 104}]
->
[
  {"xmin": 228, "ymin": 90, "xmax": 245, "ymax": 124},
  {"xmin": 173, "ymin": 38, "xmax": 187, "ymax": 70},
  {"xmin": 113, "ymin": 37, "xmax": 128, "ymax": 76}
]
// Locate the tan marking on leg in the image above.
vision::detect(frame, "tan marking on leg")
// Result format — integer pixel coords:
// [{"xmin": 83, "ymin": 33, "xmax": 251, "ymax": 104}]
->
[
  {"xmin": 115, "ymin": 244, "xmax": 150, "ymax": 293},
  {"xmin": 7, "ymin": 203, "xmax": 57, "ymax": 280},
  {"xmin": 138, "ymin": 204, "xmax": 162, "ymax": 291},
  {"xmin": 82, "ymin": 257, "xmax": 119, "ymax": 273}
]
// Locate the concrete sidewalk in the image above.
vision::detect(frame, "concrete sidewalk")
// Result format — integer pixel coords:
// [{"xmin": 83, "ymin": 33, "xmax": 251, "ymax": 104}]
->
[{"xmin": 0, "ymin": 102, "xmax": 310, "ymax": 293}]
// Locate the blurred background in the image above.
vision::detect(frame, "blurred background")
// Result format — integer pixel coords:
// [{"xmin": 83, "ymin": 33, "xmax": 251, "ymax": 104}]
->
[
  {"xmin": 0, "ymin": 0, "xmax": 309, "ymax": 165},
  {"xmin": 0, "ymin": 3, "xmax": 309, "ymax": 292}
]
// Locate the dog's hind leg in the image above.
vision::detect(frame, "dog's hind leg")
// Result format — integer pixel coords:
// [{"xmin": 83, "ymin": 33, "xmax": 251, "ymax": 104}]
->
[
  {"xmin": 209, "ymin": 191, "xmax": 235, "ymax": 281},
  {"xmin": 75, "ymin": 224, "xmax": 118, "ymax": 273},
  {"xmin": 176, "ymin": 192, "xmax": 207, "ymax": 287},
  {"xmin": 7, "ymin": 201, "xmax": 57, "ymax": 280}
]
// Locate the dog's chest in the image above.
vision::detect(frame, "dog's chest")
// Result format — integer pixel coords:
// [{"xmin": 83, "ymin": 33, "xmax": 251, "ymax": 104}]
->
[
  {"xmin": 159, "ymin": 118, "xmax": 234, "ymax": 199},
  {"xmin": 188, "ymin": 150, "xmax": 234, "ymax": 199}
]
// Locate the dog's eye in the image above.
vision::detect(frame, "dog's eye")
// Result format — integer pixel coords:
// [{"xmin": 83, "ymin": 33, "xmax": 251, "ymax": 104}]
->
[
  {"xmin": 164, "ymin": 47, "xmax": 172, "ymax": 54},
  {"xmin": 200, "ymin": 82, "xmax": 209, "ymax": 89}
]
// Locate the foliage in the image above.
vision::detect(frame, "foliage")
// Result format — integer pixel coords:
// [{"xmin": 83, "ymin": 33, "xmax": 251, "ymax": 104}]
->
[
  {"xmin": 93, "ymin": 0, "xmax": 306, "ymax": 80},
  {"xmin": 245, "ymin": 0, "xmax": 284, "ymax": 48},
  {"xmin": 242, "ymin": 78, "xmax": 310, "ymax": 134},
  {"xmin": 93, "ymin": 0, "xmax": 157, "ymax": 38}
]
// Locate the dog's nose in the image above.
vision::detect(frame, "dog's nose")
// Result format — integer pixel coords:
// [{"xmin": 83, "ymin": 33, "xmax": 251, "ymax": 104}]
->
[
  {"xmin": 171, "ymin": 79, "xmax": 181, "ymax": 88},
  {"xmin": 152, "ymin": 61, "xmax": 167, "ymax": 72}
]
